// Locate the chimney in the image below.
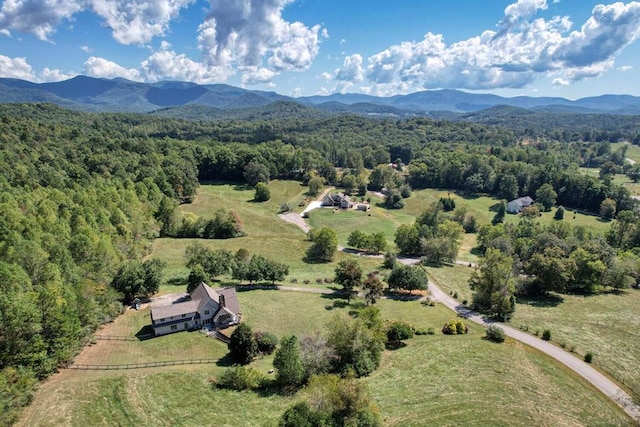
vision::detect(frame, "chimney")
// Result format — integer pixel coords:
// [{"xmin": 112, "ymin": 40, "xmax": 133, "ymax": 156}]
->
[{"xmin": 219, "ymin": 295, "xmax": 226, "ymax": 307}]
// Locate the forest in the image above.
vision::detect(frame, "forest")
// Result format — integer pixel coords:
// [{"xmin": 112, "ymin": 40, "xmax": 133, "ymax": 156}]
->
[{"xmin": 0, "ymin": 102, "xmax": 638, "ymax": 424}]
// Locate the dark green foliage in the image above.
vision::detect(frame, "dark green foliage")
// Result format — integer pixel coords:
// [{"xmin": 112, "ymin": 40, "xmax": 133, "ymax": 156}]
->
[
  {"xmin": 215, "ymin": 365, "xmax": 263, "ymax": 391},
  {"xmin": 387, "ymin": 264, "xmax": 428, "ymax": 294},
  {"xmin": 485, "ymin": 325, "xmax": 506, "ymax": 343},
  {"xmin": 439, "ymin": 197, "xmax": 456, "ymax": 212},
  {"xmin": 492, "ymin": 200, "xmax": 507, "ymax": 225},
  {"xmin": 442, "ymin": 319, "xmax": 468, "ymax": 335},
  {"xmin": 384, "ymin": 189, "xmax": 405, "ymax": 209},
  {"xmin": 584, "ymin": 352, "xmax": 594, "ymax": 363},
  {"xmin": 110, "ymin": 259, "xmax": 166, "ymax": 302},
  {"xmin": 362, "ymin": 272, "xmax": 384, "ymax": 305},
  {"xmin": 470, "ymin": 248, "xmax": 516, "ymax": 320},
  {"xmin": 186, "ymin": 264, "xmax": 210, "ymax": 293},
  {"xmin": 273, "ymin": 335, "xmax": 305, "ymax": 387},
  {"xmin": 232, "ymin": 253, "xmax": 289, "ymax": 285},
  {"xmin": 542, "ymin": 329, "xmax": 552, "ymax": 341},
  {"xmin": 0, "ymin": 367, "xmax": 38, "ymax": 426},
  {"xmin": 254, "ymin": 182, "xmax": 271, "ymax": 202},
  {"xmin": 600, "ymin": 198, "xmax": 616, "ymax": 220},
  {"xmin": 185, "ymin": 243, "xmax": 234, "ymax": 280},
  {"xmin": 254, "ymin": 331, "xmax": 278, "ymax": 355},
  {"xmin": 334, "ymin": 259, "xmax": 363, "ymax": 301},
  {"xmin": 280, "ymin": 375, "xmax": 382, "ymax": 427},
  {"xmin": 307, "ymin": 177, "xmax": 323, "ymax": 197},
  {"xmin": 554, "ymin": 206, "xmax": 565, "ymax": 220},
  {"xmin": 383, "ymin": 251, "xmax": 397, "ymax": 269},
  {"xmin": 386, "ymin": 320, "xmax": 414, "ymax": 342},
  {"xmin": 536, "ymin": 183, "xmax": 557, "ymax": 211},
  {"xmin": 228, "ymin": 323, "xmax": 257, "ymax": 365},
  {"xmin": 279, "ymin": 401, "xmax": 329, "ymax": 427},
  {"xmin": 326, "ymin": 308, "xmax": 385, "ymax": 378},
  {"xmin": 243, "ymin": 161, "xmax": 270, "ymax": 186},
  {"xmin": 307, "ymin": 227, "xmax": 338, "ymax": 262}
]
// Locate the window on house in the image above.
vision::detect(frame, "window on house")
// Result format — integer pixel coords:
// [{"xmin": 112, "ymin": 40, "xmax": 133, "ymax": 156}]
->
[
  {"xmin": 170, "ymin": 325, "xmax": 177, "ymax": 330},
  {"xmin": 204, "ymin": 310, "xmax": 210, "ymax": 315},
  {"xmin": 181, "ymin": 314, "xmax": 186, "ymax": 318}
]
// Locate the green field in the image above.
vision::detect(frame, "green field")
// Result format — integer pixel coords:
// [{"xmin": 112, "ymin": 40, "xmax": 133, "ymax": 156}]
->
[
  {"xmin": 17, "ymin": 181, "xmax": 637, "ymax": 426},
  {"xmin": 17, "ymin": 291, "xmax": 634, "ymax": 426},
  {"xmin": 426, "ymin": 263, "xmax": 640, "ymax": 401}
]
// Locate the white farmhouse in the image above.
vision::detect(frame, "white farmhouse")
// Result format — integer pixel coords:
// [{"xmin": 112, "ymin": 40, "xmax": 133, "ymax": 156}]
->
[
  {"xmin": 150, "ymin": 283, "xmax": 241, "ymax": 336},
  {"xmin": 507, "ymin": 196, "xmax": 534, "ymax": 213}
]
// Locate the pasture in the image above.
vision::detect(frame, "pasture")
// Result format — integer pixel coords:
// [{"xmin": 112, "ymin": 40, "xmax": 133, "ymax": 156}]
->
[{"xmin": 17, "ymin": 290, "xmax": 634, "ymax": 426}]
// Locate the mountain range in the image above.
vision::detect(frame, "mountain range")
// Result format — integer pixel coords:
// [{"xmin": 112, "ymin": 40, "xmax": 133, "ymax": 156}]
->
[{"xmin": 1, "ymin": 75, "xmax": 640, "ymax": 116}]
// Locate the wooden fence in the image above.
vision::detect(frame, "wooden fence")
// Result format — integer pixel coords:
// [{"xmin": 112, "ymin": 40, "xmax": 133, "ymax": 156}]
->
[{"xmin": 69, "ymin": 359, "xmax": 219, "ymax": 370}]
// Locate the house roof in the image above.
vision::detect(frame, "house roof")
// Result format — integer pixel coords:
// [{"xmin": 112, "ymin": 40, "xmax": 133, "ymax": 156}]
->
[
  {"xmin": 151, "ymin": 283, "xmax": 240, "ymax": 321},
  {"xmin": 509, "ymin": 196, "xmax": 534, "ymax": 206},
  {"xmin": 151, "ymin": 300, "xmax": 199, "ymax": 321},
  {"xmin": 216, "ymin": 287, "xmax": 241, "ymax": 315}
]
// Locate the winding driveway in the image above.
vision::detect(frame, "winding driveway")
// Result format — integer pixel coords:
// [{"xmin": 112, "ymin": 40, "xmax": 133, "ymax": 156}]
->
[{"xmin": 278, "ymin": 205, "xmax": 640, "ymax": 422}]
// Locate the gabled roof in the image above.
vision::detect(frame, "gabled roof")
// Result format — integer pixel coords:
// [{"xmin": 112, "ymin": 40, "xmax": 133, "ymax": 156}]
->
[
  {"xmin": 509, "ymin": 196, "xmax": 534, "ymax": 206},
  {"xmin": 150, "ymin": 283, "xmax": 240, "ymax": 321},
  {"xmin": 151, "ymin": 300, "xmax": 199, "ymax": 321}
]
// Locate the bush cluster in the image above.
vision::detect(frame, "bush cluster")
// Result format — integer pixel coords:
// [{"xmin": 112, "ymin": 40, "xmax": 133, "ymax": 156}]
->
[
  {"xmin": 215, "ymin": 366, "xmax": 264, "ymax": 391},
  {"xmin": 485, "ymin": 324, "xmax": 506, "ymax": 343},
  {"xmin": 385, "ymin": 320, "xmax": 415, "ymax": 342},
  {"xmin": 442, "ymin": 319, "xmax": 468, "ymax": 335}
]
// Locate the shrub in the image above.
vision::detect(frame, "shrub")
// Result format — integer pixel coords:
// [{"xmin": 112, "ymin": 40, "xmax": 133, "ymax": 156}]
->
[
  {"xmin": 383, "ymin": 251, "xmax": 397, "ymax": 269},
  {"xmin": 254, "ymin": 182, "xmax": 270, "ymax": 202},
  {"xmin": 584, "ymin": 352, "xmax": 594, "ymax": 363},
  {"xmin": 415, "ymin": 328, "xmax": 428, "ymax": 335},
  {"xmin": 442, "ymin": 319, "xmax": 468, "ymax": 335},
  {"xmin": 316, "ymin": 278, "xmax": 324, "ymax": 284},
  {"xmin": 324, "ymin": 278, "xmax": 333, "ymax": 283},
  {"xmin": 462, "ymin": 299, "xmax": 468, "ymax": 305},
  {"xmin": 541, "ymin": 329, "xmax": 551, "ymax": 341},
  {"xmin": 386, "ymin": 320, "xmax": 415, "ymax": 342},
  {"xmin": 215, "ymin": 365, "xmax": 263, "ymax": 390},
  {"xmin": 254, "ymin": 331, "xmax": 278, "ymax": 355},
  {"xmin": 453, "ymin": 291, "xmax": 458, "ymax": 299},
  {"xmin": 290, "ymin": 278, "xmax": 298, "ymax": 284},
  {"xmin": 303, "ymin": 279, "xmax": 310, "ymax": 284},
  {"xmin": 485, "ymin": 325, "xmax": 506, "ymax": 343},
  {"xmin": 427, "ymin": 327, "xmax": 435, "ymax": 335}
]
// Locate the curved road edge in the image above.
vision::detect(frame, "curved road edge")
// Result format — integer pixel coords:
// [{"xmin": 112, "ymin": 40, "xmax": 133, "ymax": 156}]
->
[
  {"xmin": 278, "ymin": 201, "xmax": 640, "ymax": 422},
  {"xmin": 428, "ymin": 282, "xmax": 640, "ymax": 422}
]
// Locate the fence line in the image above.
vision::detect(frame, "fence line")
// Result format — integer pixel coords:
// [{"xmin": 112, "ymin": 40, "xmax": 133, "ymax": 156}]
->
[
  {"xmin": 95, "ymin": 334, "xmax": 154, "ymax": 341},
  {"xmin": 69, "ymin": 359, "xmax": 219, "ymax": 370}
]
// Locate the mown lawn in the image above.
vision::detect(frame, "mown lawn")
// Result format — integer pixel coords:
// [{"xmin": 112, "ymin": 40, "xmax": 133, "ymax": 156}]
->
[
  {"xmin": 426, "ymin": 263, "xmax": 640, "ymax": 401},
  {"xmin": 18, "ymin": 290, "xmax": 633, "ymax": 426}
]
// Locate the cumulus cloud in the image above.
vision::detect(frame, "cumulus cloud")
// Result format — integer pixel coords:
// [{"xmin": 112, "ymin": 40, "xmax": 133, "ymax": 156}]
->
[
  {"xmin": 83, "ymin": 56, "xmax": 142, "ymax": 80},
  {"xmin": 0, "ymin": 0, "xmax": 84, "ymax": 41},
  {"xmin": 0, "ymin": 54, "xmax": 36, "ymax": 79},
  {"xmin": 140, "ymin": 42, "xmax": 229, "ymax": 83},
  {"xmin": 40, "ymin": 67, "xmax": 76, "ymax": 81},
  {"xmin": 0, "ymin": 0, "xmax": 194, "ymax": 44},
  {"xmin": 197, "ymin": 0, "xmax": 323, "ymax": 83},
  {"xmin": 240, "ymin": 66, "xmax": 277, "ymax": 85},
  {"xmin": 0, "ymin": 55, "xmax": 75, "ymax": 81},
  {"xmin": 89, "ymin": 0, "xmax": 194, "ymax": 45},
  {"xmin": 326, "ymin": 0, "xmax": 640, "ymax": 94}
]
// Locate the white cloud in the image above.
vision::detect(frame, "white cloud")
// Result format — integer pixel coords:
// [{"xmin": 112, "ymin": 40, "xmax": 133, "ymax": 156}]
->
[
  {"xmin": 0, "ymin": 54, "xmax": 36, "ymax": 79},
  {"xmin": 291, "ymin": 87, "xmax": 302, "ymax": 97},
  {"xmin": 0, "ymin": 0, "xmax": 194, "ymax": 45},
  {"xmin": 89, "ymin": 0, "xmax": 195, "ymax": 45},
  {"xmin": 339, "ymin": 0, "xmax": 640, "ymax": 94},
  {"xmin": 0, "ymin": 0, "xmax": 84, "ymax": 41},
  {"xmin": 619, "ymin": 65, "xmax": 633, "ymax": 71},
  {"xmin": 321, "ymin": 28, "xmax": 328, "ymax": 38},
  {"xmin": 40, "ymin": 67, "xmax": 75, "ymax": 81},
  {"xmin": 197, "ymin": 0, "xmax": 323, "ymax": 84},
  {"xmin": 80, "ymin": 45, "xmax": 92, "ymax": 53},
  {"xmin": 140, "ymin": 42, "xmax": 230, "ymax": 83},
  {"xmin": 240, "ymin": 66, "xmax": 277, "ymax": 85},
  {"xmin": 334, "ymin": 54, "xmax": 364, "ymax": 83},
  {"xmin": 83, "ymin": 56, "xmax": 142, "ymax": 80}
]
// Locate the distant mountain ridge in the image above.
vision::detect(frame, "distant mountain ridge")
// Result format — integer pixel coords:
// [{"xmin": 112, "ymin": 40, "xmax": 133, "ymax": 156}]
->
[{"xmin": 1, "ymin": 75, "xmax": 639, "ymax": 115}]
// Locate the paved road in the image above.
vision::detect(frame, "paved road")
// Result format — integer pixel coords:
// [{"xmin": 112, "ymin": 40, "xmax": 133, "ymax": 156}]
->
[
  {"xmin": 428, "ymin": 282, "xmax": 640, "ymax": 422},
  {"xmin": 276, "ymin": 202, "xmax": 640, "ymax": 422}
]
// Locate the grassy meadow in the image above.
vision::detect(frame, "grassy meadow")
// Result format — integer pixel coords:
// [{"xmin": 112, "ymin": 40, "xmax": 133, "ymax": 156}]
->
[
  {"xmin": 426, "ymin": 263, "xmax": 640, "ymax": 401},
  {"xmin": 18, "ymin": 290, "xmax": 634, "ymax": 426},
  {"xmin": 17, "ymin": 180, "xmax": 637, "ymax": 426}
]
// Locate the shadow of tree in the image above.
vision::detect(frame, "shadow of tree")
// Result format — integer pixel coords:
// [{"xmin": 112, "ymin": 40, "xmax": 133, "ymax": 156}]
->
[{"xmin": 517, "ymin": 293, "xmax": 564, "ymax": 308}]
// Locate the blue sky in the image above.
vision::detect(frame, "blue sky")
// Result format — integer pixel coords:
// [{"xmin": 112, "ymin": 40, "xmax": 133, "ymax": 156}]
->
[{"xmin": 0, "ymin": 0, "xmax": 639, "ymax": 99}]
